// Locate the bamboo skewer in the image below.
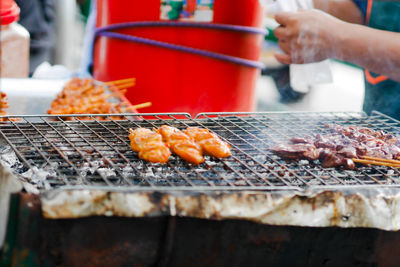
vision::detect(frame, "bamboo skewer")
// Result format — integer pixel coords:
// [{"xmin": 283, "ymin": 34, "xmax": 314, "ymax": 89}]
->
[
  {"xmin": 103, "ymin": 78, "xmax": 136, "ymax": 91},
  {"xmin": 105, "ymin": 78, "xmax": 136, "ymax": 86},
  {"xmin": 131, "ymin": 102, "xmax": 152, "ymax": 110},
  {"xmin": 113, "ymin": 81, "xmax": 136, "ymax": 90},
  {"xmin": 352, "ymin": 157, "xmax": 400, "ymax": 168},
  {"xmin": 123, "ymin": 102, "xmax": 152, "ymax": 111},
  {"xmin": 361, "ymin": 156, "xmax": 400, "ymax": 165}
]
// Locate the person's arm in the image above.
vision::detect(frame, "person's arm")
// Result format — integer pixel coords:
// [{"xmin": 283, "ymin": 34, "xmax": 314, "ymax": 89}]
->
[
  {"xmin": 273, "ymin": 10, "xmax": 400, "ymax": 82},
  {"xmin": 313, "ymin": 0, "xmax": 364, "ymax": 24}
]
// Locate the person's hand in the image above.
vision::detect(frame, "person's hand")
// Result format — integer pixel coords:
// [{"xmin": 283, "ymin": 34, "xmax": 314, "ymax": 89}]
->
[{"xmin": 273, "ymin": 9, "xmax": 345, "ymax": 64}]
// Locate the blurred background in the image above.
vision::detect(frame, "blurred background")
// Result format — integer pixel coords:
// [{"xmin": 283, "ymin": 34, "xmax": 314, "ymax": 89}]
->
[
  {"xmin": 2, "ymin": 0, "xmax": 365, "ymax": 114},
  {"xmin": 53, "ymin": 0, "xmax": 364, "ymax": 113}
]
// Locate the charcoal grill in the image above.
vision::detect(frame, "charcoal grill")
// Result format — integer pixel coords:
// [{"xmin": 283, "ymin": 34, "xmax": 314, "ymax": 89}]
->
[
  {"xmin": 1, "ymin": 111, "xmax": 400, "ymax": 193},
  {"xmin": 3, "ymin": 111, "xmax": 400, "ymax": 267}
]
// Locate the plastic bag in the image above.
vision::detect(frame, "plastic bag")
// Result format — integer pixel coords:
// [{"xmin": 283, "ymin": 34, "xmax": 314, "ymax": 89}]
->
[{"xmin": 260, "ymin": 0, "xmax": 333, "ymax": 93}]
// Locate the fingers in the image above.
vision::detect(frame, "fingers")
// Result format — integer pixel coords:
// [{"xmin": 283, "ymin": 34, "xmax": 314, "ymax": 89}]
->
[
  {"xmin": 274, "ymin": 53, "xmax": 292, "ymax": 65},
  {"xmin": 274, "ymin": 12, "xmax": 295, "ymax": 26},
  {"xmin": 278, "ymin": 40, "xmax": 291, "ymax": 55},
  {"xmin": 274, "ymin": 26, "xmax": 289, "ymax": 40}
]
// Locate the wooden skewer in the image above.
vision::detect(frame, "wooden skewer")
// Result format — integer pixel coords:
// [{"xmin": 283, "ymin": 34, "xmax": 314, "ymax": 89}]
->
[
  {"xmin": 113, "ymin": 81, "xmax": 136, "ymax": 91},
  {"xmin": 352, "ymin": 158, "xmax": 400, "ymax": 168},
  {"xmin": 105, "ymin": 78, "xmax": 136, "ymax": 86},
  {"xmin": 108, "ymin": 82, "xmax": 136, "ymax": 91},
  {"xmin": 361, "ymin": 156, "xmax": 400, "ymax": 165},
  {"xmin": 131, "ymin": 102, "xmax": 152, "ymax": 110},
  {"xmin": 104, "ymin": 91, "xmax": 127, "ymax": 100},
  {"xmin": 122, "ymin": 102, "xmax": 152, "ymax": 112}
]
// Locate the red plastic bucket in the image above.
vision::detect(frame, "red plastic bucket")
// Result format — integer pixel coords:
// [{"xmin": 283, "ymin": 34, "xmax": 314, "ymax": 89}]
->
[{"xmin": 94, "ymin": 0, "xmax": 265, "ymax": 116}]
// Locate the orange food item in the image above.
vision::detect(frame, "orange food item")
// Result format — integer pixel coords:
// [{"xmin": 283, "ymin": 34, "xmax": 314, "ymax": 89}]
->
[
  {"xmin": 129, "ymin": 128, "xmax": 171, "ymax": 163},
  {"xmin": 0, "ymin": 92, "xmax": 11, "ymax": 122},
  {"xmin": 183, "ymin": 127, "xmax": 231, "ymax": 158},
  {"xmin": 157, "ymin": 125, "xmax": 204, "ymax": 165},
  {"xmin": 48, "ymin": 78, "xmax": 133, "ymax": 121}
]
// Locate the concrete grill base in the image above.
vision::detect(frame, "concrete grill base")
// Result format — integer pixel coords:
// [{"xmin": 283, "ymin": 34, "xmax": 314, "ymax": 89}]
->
[{"xmin": 3, "ymin": 192, "xmax": 400, "ymax": 267}]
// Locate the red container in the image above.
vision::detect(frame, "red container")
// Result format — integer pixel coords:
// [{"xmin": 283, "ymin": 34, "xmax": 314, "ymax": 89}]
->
[{"xmin": 94, "ymin": 0, "xmax": 264, "ymax": 116}]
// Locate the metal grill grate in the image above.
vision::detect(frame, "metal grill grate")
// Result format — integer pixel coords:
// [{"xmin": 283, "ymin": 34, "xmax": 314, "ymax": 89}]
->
[{"xmin": 1, "ymin": 111, "xmax": 400, "ymax": 192}]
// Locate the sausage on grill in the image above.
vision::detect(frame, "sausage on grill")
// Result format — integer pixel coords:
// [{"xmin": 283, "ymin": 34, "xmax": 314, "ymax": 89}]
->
[
  {"xmin": 183, "ymin": 127, "xmax": 231, "ymax": 158},
  {"xmin": 129, "ymin": 128, "xmax": 171, "ymax": 163},
  {"xmin": 157, "ymin": 125, "xmax": 204, "ymax": 165}
]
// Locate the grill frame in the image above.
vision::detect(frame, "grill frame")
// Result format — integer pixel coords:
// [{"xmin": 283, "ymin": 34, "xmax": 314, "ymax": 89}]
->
[{"xmin": 1, "ymin": 111, "xmax": 400, "ymax": 193}]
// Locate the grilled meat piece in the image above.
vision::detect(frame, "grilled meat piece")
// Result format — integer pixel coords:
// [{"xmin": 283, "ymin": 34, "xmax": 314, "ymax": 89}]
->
[
  {"xmin": 157, "ymin": 125, "xmax": 204, "ymax": 165},
  {"xmin": 270, "ymin": 143, "xmax": 320, "ymax": 160},
  {"xmin": 336, "ymin": 146, "xmax": 358, "ymax": 159},
  {"xmin": 314, "ymin": 134, "xmax": 336, "ymax": 149},
  {"xmin": 320, "ymin": 151, "xmax": 344, "ymax": 168},
  {"xmin": 344, "ymin": 158, "xmax": 356, "ymax": 169},
  {"xmin": 183, "ymin": 127, "xmax": 231, "ymax": 158},
  {"xmin": 129, "ymin": 128, "xmax": 171, "ymax": 163},
  {"xmin": 290, "ymin": 136, "xmax": 313, "ymax": 144},
  {"xmin": 271, "ymin": 124, "xmax": 400, "ymax": 169}
]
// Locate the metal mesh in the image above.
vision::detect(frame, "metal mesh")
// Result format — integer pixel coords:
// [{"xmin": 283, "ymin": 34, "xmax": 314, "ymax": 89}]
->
[{"xmin": 1, "ymin": 111, "xmax": 400, "ymax": 192}]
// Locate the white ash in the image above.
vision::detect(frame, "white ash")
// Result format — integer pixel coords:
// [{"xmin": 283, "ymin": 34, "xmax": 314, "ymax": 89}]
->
[
  {"xmin": 23, "ymin": 183, "xmax": 40, "ymax": 194},
  {"xmin": 122, "ymin": 165, "xmax": 134, "ymax": 172},
  {"xmin": 220, "ymin": 172, "xmax": 239, "ymax": 179},
  {"xmin": 233, "ymin": 180, "xmax": 247, "ymax": 186},
  {"xmin": 101, "ymin": 151, "xmax": 116, "ymax": 157},
  {"xmin": 58, "ymin": 145, "xmax": 75, "ymax": 157},
  {"xmin": 0, "ymin": 146, "xmax": 21, "ymax": 168},
  {"xmin": 283, "ymin": 171, "xmax": 293, "ymax": 179},
  {"xmin": 121, "ymin": 165, "xmax": 134, "ymax": 178},
  {"xmin": 307, "ymin": 178, "xmax": 323, "ymax": 186},
  {"xmin": 205, "ymin": 160, "xmax": 218, "ymax": 166},
  {"xmin": 79, "ymin": 161, "xmax": 102, "ymax": 177},
  {"xmin": 289, "ymin": 179, "xmax": 304, "ymax": 186},
  {"xmin": 252, "ymin": 155, "xmax": 267, "ymax": 163},
  {"xmin": 143, "ymin": 168, "xmax": 155, "ymax": 177},
  {"xmin": 298, "ymin": 160, "xmax": 309, "ymax": 165},
  {"xmin": 20, "ymin": 166, "xmax": 54, "ymax": 189},
  {"xmin": 152, "ymin": 166, "xmax": 164, "ymax": 173},
  {"xmin": 97, "ymin": 168, "xmax": 116, "ymax": 178}
]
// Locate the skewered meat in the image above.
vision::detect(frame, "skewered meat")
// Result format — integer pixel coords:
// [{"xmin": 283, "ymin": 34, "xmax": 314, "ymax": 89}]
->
[
  {"xmin": 270, "ymin": 124, "xmax": 400, "ymax": 169},
  {"xmin": 183, "ymin": 127, "xmax": 231, "ymax": 158},
  {"xmin": 157, "ymin": 125, "xmax": 205, "ymax": 165},
  {"xmin": 48, "ymin": 78, "xmax": 133, "ymax": 120},
  {"xmin": 129, "ymin": 128, "xmax": 171, "ymax": 164},
  {"xmin": 269, "ymin": 144, "xmax": 321, "ymax": 160},
  {"xmin": 0, "ymin": 92, "xmax": 10, "ymax": 121}
]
